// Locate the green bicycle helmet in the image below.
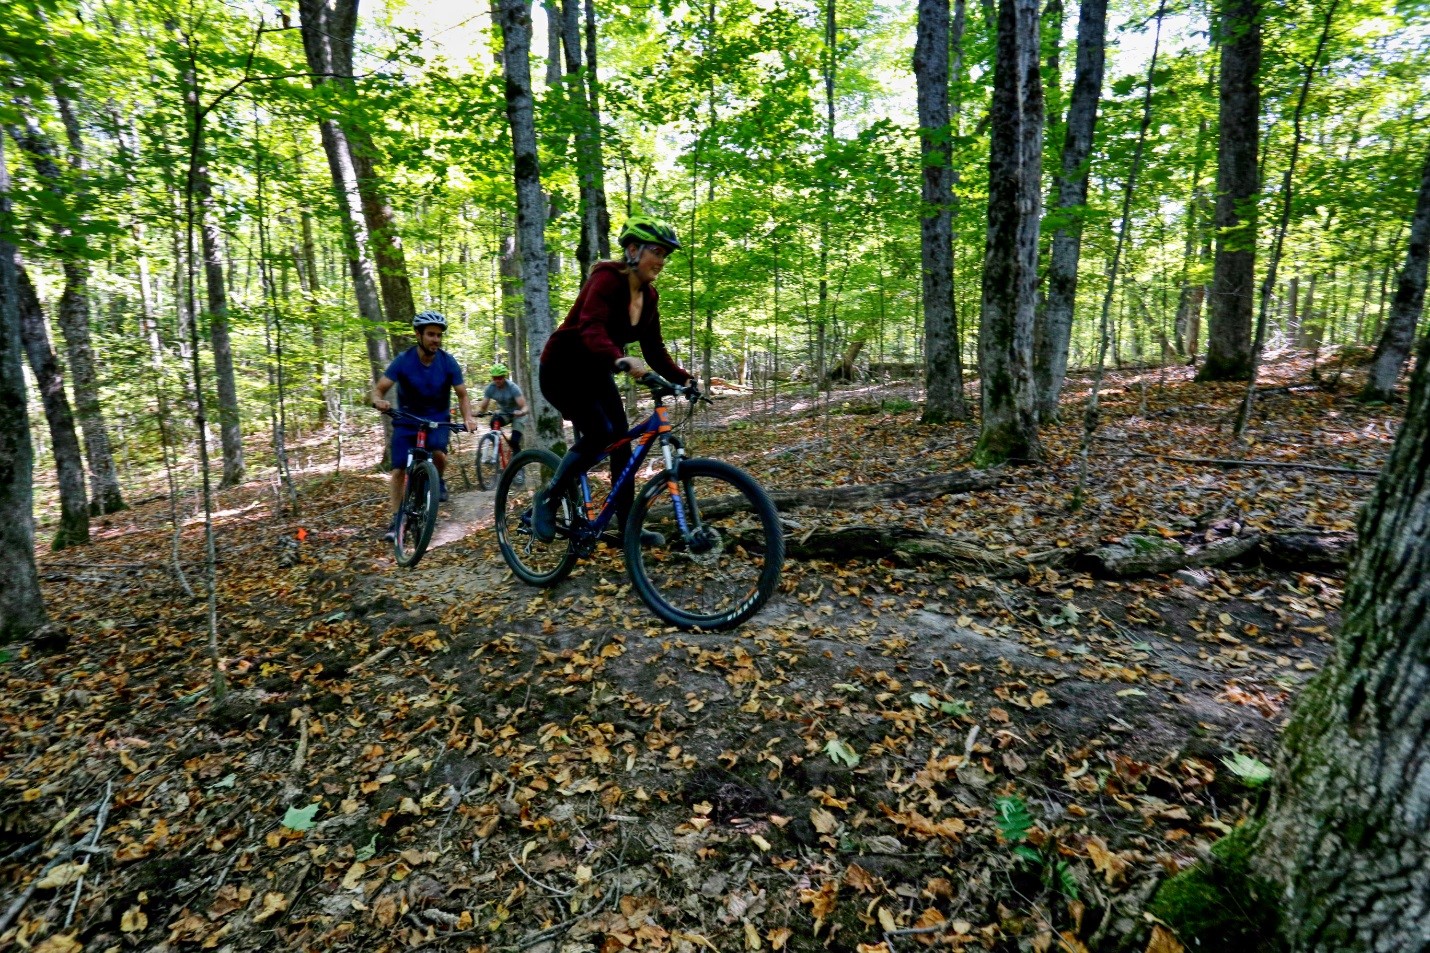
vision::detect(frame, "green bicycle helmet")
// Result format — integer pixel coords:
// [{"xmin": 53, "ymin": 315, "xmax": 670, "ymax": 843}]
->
[
  {"xmin": 490, "ymin": 363, "xmax": 509, "ymax": 377},
  {"xmin": 618, "ymin": 215, "xmax": 681, "ymax": 252}
]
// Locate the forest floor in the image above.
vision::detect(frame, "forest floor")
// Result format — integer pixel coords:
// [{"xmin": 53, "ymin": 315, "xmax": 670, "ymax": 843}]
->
[{"xmin": 1, "ymin": 350, "xmax": 1399, "ymax": 953}]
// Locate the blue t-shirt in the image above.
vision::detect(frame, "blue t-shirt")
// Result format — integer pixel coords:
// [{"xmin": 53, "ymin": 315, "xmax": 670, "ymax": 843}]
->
[{"xmin": 384, "ymin": 347, "xmax": 464, "ymax": 423}]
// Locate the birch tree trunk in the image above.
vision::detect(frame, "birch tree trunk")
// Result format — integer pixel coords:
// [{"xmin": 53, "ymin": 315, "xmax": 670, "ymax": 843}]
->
[
  {"xmin": 1363, "ymin": 147, "xmax": 1430, "ymax": 402},
  {"xmin": 561, "ymin": 0, "xmax": 610, "ymax": 278},
  {"xmin": 194, "ymin": 156, "xmax": 245, "ymax": 488},
  {"xmin": 1033, "ymin": 0, "xmax": 1106, "ymax": 419},
  {"xmin": 12, "ymin": 257, "xmax": 89, "ymax": 549},
  {"xmin": 1248, "ymin": 325, "xmax": 1430, "ymax": 949},
  {"xmin": 0, "ymin": 135, "xmax": 46, "ymax": 643},
  {"xmin": 298, "ymin": 0, "xmax": 393, "ymax": 393},
  {"xmin": 297, "ymin": 0, "xmax": 414, "ymax": 333},
  {"xmin": 496, "ymin": 0, "xmax": 565, "ymax": 450},
  {"xmin": 8, "ymin": 111, "xmax": 126, "ymax": 514},
  {"xmin": 976, "ymin": 0, "xmax": 1044, "ymax": 465},
  {"xmin": 1197, "ymin": 0, "xmax": 1261, "ymax": 382},
  {"xmin": 915, "ymin": 0, "xmax": 968, "ymax": 423}
]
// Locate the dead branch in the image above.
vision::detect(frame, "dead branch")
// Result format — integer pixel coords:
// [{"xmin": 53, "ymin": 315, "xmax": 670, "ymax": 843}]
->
[{"xmin": 1096, "ymin": 450, "xmax": 1380, "ymax": 477}]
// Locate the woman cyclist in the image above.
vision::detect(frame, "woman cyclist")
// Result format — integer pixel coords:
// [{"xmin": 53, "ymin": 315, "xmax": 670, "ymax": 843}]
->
[{"xmin": 531, "ymin": 215, "xmax": 697, "ymax": 544}]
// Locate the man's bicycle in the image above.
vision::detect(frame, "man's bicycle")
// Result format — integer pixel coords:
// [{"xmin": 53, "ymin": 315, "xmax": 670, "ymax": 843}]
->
[
  {"xmin": 383, "ymin": 409, "xmax": 466, "ymax": 568},
  {"xmin": 493, "ymin": 374, "xmax": 784, "ymax": 630},
  {"xmin": 472, "ymin": 413, "xmax": 521, "ymax": 491}
]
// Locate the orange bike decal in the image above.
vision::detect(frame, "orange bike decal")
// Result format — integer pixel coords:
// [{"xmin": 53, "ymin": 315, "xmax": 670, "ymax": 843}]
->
[{"xmin": 656, "ymin": 407, "xmax": 672, "ymax": 433}]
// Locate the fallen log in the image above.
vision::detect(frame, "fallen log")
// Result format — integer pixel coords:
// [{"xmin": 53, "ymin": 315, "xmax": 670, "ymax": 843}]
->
[
  {"xmin": 778, "ymin": 524, "xmax": 1030, "ymax": 578},
  {"xmin": 1262, "ymin": 531, "xmax": 1356, "ymax": 571},
  {"xmin": 1080, "ymin": 533, "xmax": 1263, "ymax": 579},
  {"xmin": 762, "ymin": 471, "xmax": 1004, "ymax": 511},
  {"xmin": 1096, "ymin": 450, "xmax": 1380, "ymax": 477}
]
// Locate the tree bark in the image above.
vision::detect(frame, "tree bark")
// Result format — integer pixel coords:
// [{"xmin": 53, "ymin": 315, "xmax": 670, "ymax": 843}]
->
[
  {"xmin": 915, "ymin": 0, "xmax": 968, "ymax": 422},
  {"xmin": 1033, "ymin": 0, "xmax": 1106, "ymax": 419},
  {"xmin": 975, "ymin": 0, "xmax": 1044, "ymax": 465},
  {"xmin": 561, "ymin": 0, "xmax": 610, "ymax": 278},
  {"xmin": 10, "ymin": 257, "xmax": 89, "ymax": 549},
  {"xmin": 0, "ymin": 136, "xmax": 47, "ymax": 642},
  {"xmin": 194, "ymin": 158, "xmax": 245, "ymax": 487},
  {"xmin": 583, "ymin": 0, "xmax": 611, "ymax": 258},
  {"xmin": 1362, "ymin": 146, "xmax": 1430, "ymax": 402},
  {"xmin": 1250, "ymin": 327, "xmax": 1430, "ymax": 949},
  {"xmin": 1197, "ymin": 0, "xmax": 1261, "ymax": 382},
  {"xmin": 495, "ymin": 0, "xmax": 565, "ymax": 450},
  {"xmin": 298, "ymin": 0, "xmax": 393, "ymax": 396},
  {"xmin": 297, "ymin": 0, "xmax": 414, "ymax": 336},
  {"xmin": 8, "ymin": 111, "xmax": 126, "ymax": 514}
]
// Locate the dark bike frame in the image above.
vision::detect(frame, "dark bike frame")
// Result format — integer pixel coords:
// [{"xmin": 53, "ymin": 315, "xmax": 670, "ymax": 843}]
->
[
  {"xmin": 388, "ymin": 408, "xmax": 465, "ymax": 471},
  {"xmin": 560, "ymin": 397, "xmax": 695, "ymax": 544}
]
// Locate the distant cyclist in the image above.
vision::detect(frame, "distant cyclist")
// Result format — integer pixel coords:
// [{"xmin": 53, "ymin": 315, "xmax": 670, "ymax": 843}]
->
[
  {"xmin": 371, "ymin": 311, "xmax": 477, "ymax": 539},
  {"xmin": 474, "ymin": 363, "xmax": 528, "ymax": 455},
  {"xmin": 530, "ymin": 215, "xmax": 696, "ymax": 545}
]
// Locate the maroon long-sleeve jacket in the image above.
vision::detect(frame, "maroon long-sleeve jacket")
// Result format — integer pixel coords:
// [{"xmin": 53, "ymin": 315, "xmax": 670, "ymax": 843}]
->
[{"xmin": 541, "ymin": 261, "xmax": 691, "ymax": 382}]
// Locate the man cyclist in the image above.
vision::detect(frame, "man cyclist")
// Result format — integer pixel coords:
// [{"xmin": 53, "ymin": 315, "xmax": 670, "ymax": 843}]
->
[
  {"xmin": 371, "ymin": 311, "xmax": 477, "ymax": 540},
  {"xmin": 474, "ymin": 363, "xmax": 528, "ymax": 455}
]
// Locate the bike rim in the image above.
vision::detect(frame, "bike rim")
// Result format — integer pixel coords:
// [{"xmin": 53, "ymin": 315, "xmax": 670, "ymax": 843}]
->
[
  {"xmin": 498, "ymin": 455, "xmax": 572, "ymax": 579},
  {"xmin": 633, "ymin": 470, "xmax": 777, "ymax": 627}
]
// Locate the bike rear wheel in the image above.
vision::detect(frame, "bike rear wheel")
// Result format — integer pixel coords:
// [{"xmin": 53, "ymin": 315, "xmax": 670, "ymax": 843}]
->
[
  {"xmin": 475, "ymin": 432, "xmax": 502, "ymax": 491},
  {"xmin": 495, "ymin": 449, "xmax": 580, "ymax": 586},
  {"xmin": 626, "ymin": 459, "xmax": 784, "ymax": 630},
  {"xmin": 394, "ymin": 459, "xmax": 440, "ymax": 567}
]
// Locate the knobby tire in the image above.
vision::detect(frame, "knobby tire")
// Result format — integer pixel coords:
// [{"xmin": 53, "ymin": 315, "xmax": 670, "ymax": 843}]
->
[
  {"xmin": 495, "ymin": 448, "xmax": 580, "ymax": 586},
  {"xmin": 394, "ymin": 459, "xmax": 440, "ymax": 568}
]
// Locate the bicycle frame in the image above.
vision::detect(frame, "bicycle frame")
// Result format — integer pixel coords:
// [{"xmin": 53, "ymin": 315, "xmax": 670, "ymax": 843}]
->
[{"xmin": 569, "ymin": 402, "xmax": 693, "ymax": 541}]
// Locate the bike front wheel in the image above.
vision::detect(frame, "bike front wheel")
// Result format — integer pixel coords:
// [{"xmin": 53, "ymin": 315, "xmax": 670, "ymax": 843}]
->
[
  {"xmin": 394, "ymin": 459, "xmax": 440, "ymax": 567},
  {"xmin": 626, "ymin": 459, "xmax": 784, "ymax": 630},
  {"xmin": 495, "ymin": 449, "xmax": 580, "ymax": 586},
  {"xmin": 475, "ymin": 432, "xmax": 502, "ymax": 491}
]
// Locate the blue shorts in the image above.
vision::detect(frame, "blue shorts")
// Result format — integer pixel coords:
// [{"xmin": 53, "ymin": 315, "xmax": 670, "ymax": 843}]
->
[{"xmin": 390, "ymin": 425, "xmax": 452, "ymax": 470}]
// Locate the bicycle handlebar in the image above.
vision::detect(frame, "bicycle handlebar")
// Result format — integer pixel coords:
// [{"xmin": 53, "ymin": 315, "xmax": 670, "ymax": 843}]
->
[
  {"xmin": 638, "ymin": 373, "xmax": 712, "ymax": 404},
  {"xmin": 380, "ymin": 408, "xmax": 468, "ymax": 432}
]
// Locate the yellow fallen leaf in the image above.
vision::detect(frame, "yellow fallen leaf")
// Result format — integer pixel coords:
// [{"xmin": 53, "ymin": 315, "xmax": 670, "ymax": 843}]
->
[
  {"xmin": 121, "ymin": 906, "xmax": 149, "ymax": 933},
  {"xmin": 252, "ymin": 891, "xmax": 289, "ymax": 924},
  {"xmin": 1145, "ymin": 924, "xmax": 1185, "ymax": 953},
  {"xmin": 342, "ymin": 862, "xmax": 367, "ymax": 890},
  {"xmin": 877, "ymin": 906, "xmax": 898, "ymax": 931},
  {"xmin": 1030, "ymin": 690, "xmax": 1053, "ymax": 708},
  {"xmin": 33, "ymin": 935, "xmax": 83, "ymax": 953},
  {"xmin": 810, "ymin": 807, "xmax": 838, "ymax": 835},
  {"xmin": 744, "ymin": 921, "xmax": 763, "ymax": 950},
  {"xmin": 37, "ymin": 861, "xmax": 88, "ymax": 889},
  {"xmin": 767, "ymin": 926, "xmax": 792, "ymax": 950}
]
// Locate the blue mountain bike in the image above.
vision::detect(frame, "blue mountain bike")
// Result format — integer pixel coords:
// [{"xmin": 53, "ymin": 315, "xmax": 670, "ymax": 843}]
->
[{"xmin": 493, "ymin": 374, "xmax": 784, "ymax": 630}]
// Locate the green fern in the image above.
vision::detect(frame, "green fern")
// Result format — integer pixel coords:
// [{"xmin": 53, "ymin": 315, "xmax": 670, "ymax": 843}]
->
[{"xmin": 995, "ymin": 794, "xmax": 1035, "ymax": 844}]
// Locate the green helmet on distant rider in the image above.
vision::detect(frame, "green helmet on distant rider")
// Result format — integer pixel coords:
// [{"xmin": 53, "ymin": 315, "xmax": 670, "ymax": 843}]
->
[{"xmin": 618, "ymin": 215, "xmax": 681, "ymax": 266}]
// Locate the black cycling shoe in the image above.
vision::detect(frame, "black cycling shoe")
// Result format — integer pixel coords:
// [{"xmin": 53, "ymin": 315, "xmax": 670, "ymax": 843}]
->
[
  {"xmin": 439, "ymin": 480, "xmax": 449, "ymax": 503},
  {"xmin": 382, "ymin": 514, "xmax": 399, "ymax": 542},
  {"xmin": 603, "ymin": 528, "xmax": 666, "ymax": 548},
  {"xmin": 531, "ymin": 488, "xmax": 559, "ymax": 543}
]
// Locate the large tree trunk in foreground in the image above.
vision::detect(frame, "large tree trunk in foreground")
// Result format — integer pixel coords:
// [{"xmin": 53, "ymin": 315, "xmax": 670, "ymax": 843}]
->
[
  {"xmin": 1197, "ymin": 0, "xmax": 1261, "ymax": 382},
  {"xmin": 975, "ymin": 0, "xmax": 1043, "ymax": 465},
  {"xmin": 1033, "ymin": 0, "xmax": 1106, "ymax": 419},
  {"xmin": 0, "ymin": 137, "xmax": 46, "ymax": 642},
  {"xmin": 915, "ymin": 0, "xmax": 968, "ymax": 423},
  {"xmin": 1249, "ymin": 328, "xmax": 1430, "ymax": 948},
  {"xmin": 1363, "ymin": 147, "xmax": 1430, "ymax": 402},
  {"xmin": 12, "ymin": 258, "xmax": 89, "ymax": 549},
  {"xmin": 496, "ymin": 0, "xmax": 564, "ymax": 451},
  {"xmin": 195, "ymin": 159, "xmax": 245, "ymax": 488}
]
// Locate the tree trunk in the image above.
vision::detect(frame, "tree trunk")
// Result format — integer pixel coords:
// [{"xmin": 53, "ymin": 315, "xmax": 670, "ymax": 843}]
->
[
  {"xmin": 11, "ymin": 257, "xmax": 89, "ymax": 549},
  {"xmin": 495, "ymin": 0, "xmax": 565, "ymax": 450},
  {"xmin": 1174, "ymin": 115, "xmax": 1211, "ymax": 357},
  {"xmin": 561, "ymin": 0, "xmax": 610, "ymax": 278},
  {"xmin": 1032, "ymin": 0, "xmax": 1106, "ymax": 419},
  {"xmin": 915, "ymin": 0, "xmax": 968, "ymax": 422},
  {"xmin": 8, "ymin": 111, "xmax": 127, "ymax": 514},
  {"xmin": 975, "ymin": 0, "xmax": 1043, "ymax": 465},
  {"xmin": 1363, "ymin": 147, "xmax": 1430, "ymax": 402},
  {"xmin": 583, "ymin": 0, "xmax": 611, "ymax": 258},
  {"xmin": 1197, "ymin": 0, "xmax": 1261, "ymax": 382},
  {"xmin": 0, "ymin": 136, "xmax": 46, "ymax": 643},
  {"xmin": 1249, "ymin": 327, "xmax": 1430, "ymax": 949},
  {"xmin": 297, "ymin": 0, "xmax": 413, "ymax": 339},
  {"xmin": 194, "ymin": 158, "xmax": 245, "ymax": 488},
  {"xmin": 298, "ymin": 0, "xmax": 393, "ymax": 396}
]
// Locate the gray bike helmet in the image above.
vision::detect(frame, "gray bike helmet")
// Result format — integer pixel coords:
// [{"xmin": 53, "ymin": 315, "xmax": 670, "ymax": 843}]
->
[{"xmin": 413, "ymin": 310, "xmax": 447, "ymax": 330}]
